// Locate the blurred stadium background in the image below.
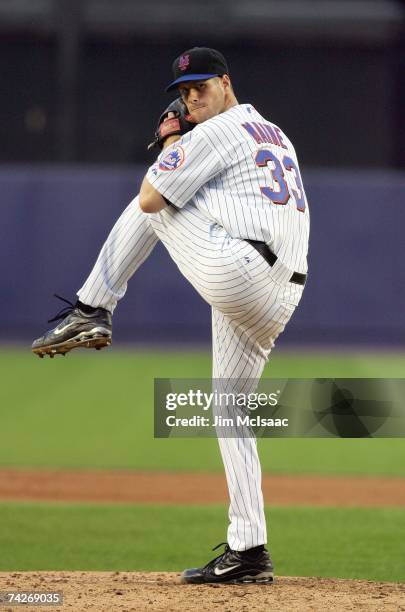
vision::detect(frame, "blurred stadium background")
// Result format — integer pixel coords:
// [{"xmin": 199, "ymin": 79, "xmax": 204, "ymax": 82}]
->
[
  {"xmin": 1, "ymin": 0, "xmax": 405, "ymax": 345},
  {"xmin": 0, "ymin": 0, "xmax": 405, "ymax": 583}
]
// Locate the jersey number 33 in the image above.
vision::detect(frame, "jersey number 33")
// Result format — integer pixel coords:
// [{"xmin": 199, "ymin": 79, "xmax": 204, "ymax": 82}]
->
[{"xmin": 255, "ymin": 149, "xmax": 305, "ymax": 212}]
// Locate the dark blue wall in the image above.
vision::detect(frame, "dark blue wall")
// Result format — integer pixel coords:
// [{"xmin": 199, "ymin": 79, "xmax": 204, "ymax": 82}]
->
[{"xmin": 2, "ymin": 166, "xmax": 404, "ymax": 346}]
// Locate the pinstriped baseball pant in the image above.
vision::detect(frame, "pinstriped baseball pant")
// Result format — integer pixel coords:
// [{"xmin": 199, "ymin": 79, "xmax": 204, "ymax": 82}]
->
[{"xmin": 78, "ymin": 196, "xmax": 304, "ymax": 551}]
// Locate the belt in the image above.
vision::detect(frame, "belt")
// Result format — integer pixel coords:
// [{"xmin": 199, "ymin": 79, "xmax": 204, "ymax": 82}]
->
[{"xmin": 245, "ymin": 239, "xmax": 307, "ymax": 286}]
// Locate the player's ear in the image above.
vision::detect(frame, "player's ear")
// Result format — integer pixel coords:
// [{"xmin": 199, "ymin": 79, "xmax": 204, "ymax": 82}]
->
[{"xmin": 221, "ymin": 74, "xmax": 232, "ymax": 91}]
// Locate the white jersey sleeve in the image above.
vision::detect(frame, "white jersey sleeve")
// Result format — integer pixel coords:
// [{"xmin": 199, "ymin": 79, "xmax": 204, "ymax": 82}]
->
[{"xmin": 146, "ymin": 129, "xmax": 224, "ymax": 209}]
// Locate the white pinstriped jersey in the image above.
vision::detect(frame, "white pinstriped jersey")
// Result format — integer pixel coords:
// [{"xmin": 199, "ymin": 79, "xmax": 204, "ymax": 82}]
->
[
  {"xmin": 79, "ymin": 109, "xmax": 308, "ymax": 554},
  {"xmin": 146, "ymin": 103, "xmax": 310, "ymax": 273}
]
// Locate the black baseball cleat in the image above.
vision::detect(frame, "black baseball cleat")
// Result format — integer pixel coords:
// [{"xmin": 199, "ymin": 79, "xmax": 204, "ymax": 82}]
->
[
  {"xmin": 180, "ymin": 543, "xmax": 274, "ymax": 585},
  {"xmin": 32, "ymin": 295, "xmax": 112, "ymax": 358}
]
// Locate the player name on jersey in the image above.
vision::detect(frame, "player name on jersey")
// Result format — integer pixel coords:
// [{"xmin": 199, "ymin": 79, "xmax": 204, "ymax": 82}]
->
[{"xmin": 242, "ymin": 121, "xmax": 288, "ymax": 149}]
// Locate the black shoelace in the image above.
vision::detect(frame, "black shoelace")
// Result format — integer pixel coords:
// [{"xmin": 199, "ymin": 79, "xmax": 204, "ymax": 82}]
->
[
  {"xmin": 204, "ymin": 542, "xmax": 264, "ymax": 569},
  {"xmin": 47, "ymin": 294, "xmax": 76, "ymax": 323},
  {"xmin": 204, "ymin": 542, "xmax": 231, "ymax": 569}
]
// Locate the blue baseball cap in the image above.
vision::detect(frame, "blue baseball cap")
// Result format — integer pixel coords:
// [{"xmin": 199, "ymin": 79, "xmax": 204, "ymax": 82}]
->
[{"xmin": 165, "ymin": 47, "xmax": 229, "ymax": 92}]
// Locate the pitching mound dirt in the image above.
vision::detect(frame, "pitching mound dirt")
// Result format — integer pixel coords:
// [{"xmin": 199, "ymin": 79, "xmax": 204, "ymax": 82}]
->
[{"xmin": 0, "ymin": 572, "xmax": 404, "ymax": 611}]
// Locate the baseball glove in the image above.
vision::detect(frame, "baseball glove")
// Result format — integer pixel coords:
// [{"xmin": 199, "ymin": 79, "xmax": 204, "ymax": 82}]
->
[{"xmin": 148, "ymin": 98, "xmax": 196, "ymax": 150}]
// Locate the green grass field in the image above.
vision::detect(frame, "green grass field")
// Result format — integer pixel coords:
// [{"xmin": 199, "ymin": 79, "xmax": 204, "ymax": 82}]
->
[
  {"xmin": 0, "ymin": 349, "xmax": 404, "ymax": 475},
  {"xmin": 0, "ymin": 502, "xmax": 404, "ymax": 581},
  {"xmin": 1, "ymin": 348, "xmax": 404, "ymax": 580}
]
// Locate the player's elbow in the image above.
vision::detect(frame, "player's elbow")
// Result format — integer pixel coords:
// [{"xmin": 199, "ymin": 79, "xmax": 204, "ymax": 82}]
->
[
  {"xmin": 139, "ymin": 179, "xmax": 167, "ymax": 213},
  {"xmin": 139, "ymin": 194, "xmax": 160, "ymax": 213}
]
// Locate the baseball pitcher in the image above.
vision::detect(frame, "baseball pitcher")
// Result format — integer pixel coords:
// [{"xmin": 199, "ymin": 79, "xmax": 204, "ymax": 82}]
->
[{"xmin": 32, "ymin": 47, "xmax": 310, "ymax": 584}]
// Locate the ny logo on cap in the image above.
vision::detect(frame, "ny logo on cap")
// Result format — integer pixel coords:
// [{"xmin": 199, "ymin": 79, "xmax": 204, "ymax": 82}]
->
[{"xmin": 178, "ymin": 54, "xmax": 190, "ymax": 71}]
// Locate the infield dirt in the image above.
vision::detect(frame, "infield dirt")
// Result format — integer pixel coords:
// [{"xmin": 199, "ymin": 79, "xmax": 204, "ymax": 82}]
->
[{"xmin": 0, "ymin": 469, "xmax": 404, "ymax": 506}]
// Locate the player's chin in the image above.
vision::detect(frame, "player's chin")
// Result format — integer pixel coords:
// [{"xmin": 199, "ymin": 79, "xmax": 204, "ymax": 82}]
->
[{"xmin": 190, "ymin": 107, "xmax": 211, "ymax": 123}]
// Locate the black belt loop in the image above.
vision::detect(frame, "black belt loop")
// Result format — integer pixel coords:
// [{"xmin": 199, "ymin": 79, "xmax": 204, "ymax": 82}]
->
[{"xmin": 245, "ymin": 239, "xmax": 307, "ymax": 286}]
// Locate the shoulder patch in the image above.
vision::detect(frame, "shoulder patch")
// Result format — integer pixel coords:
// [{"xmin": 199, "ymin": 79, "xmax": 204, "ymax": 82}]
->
[{"xmin": 159, "ymin": 145, "xmax": 185, "ymax": 171}]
